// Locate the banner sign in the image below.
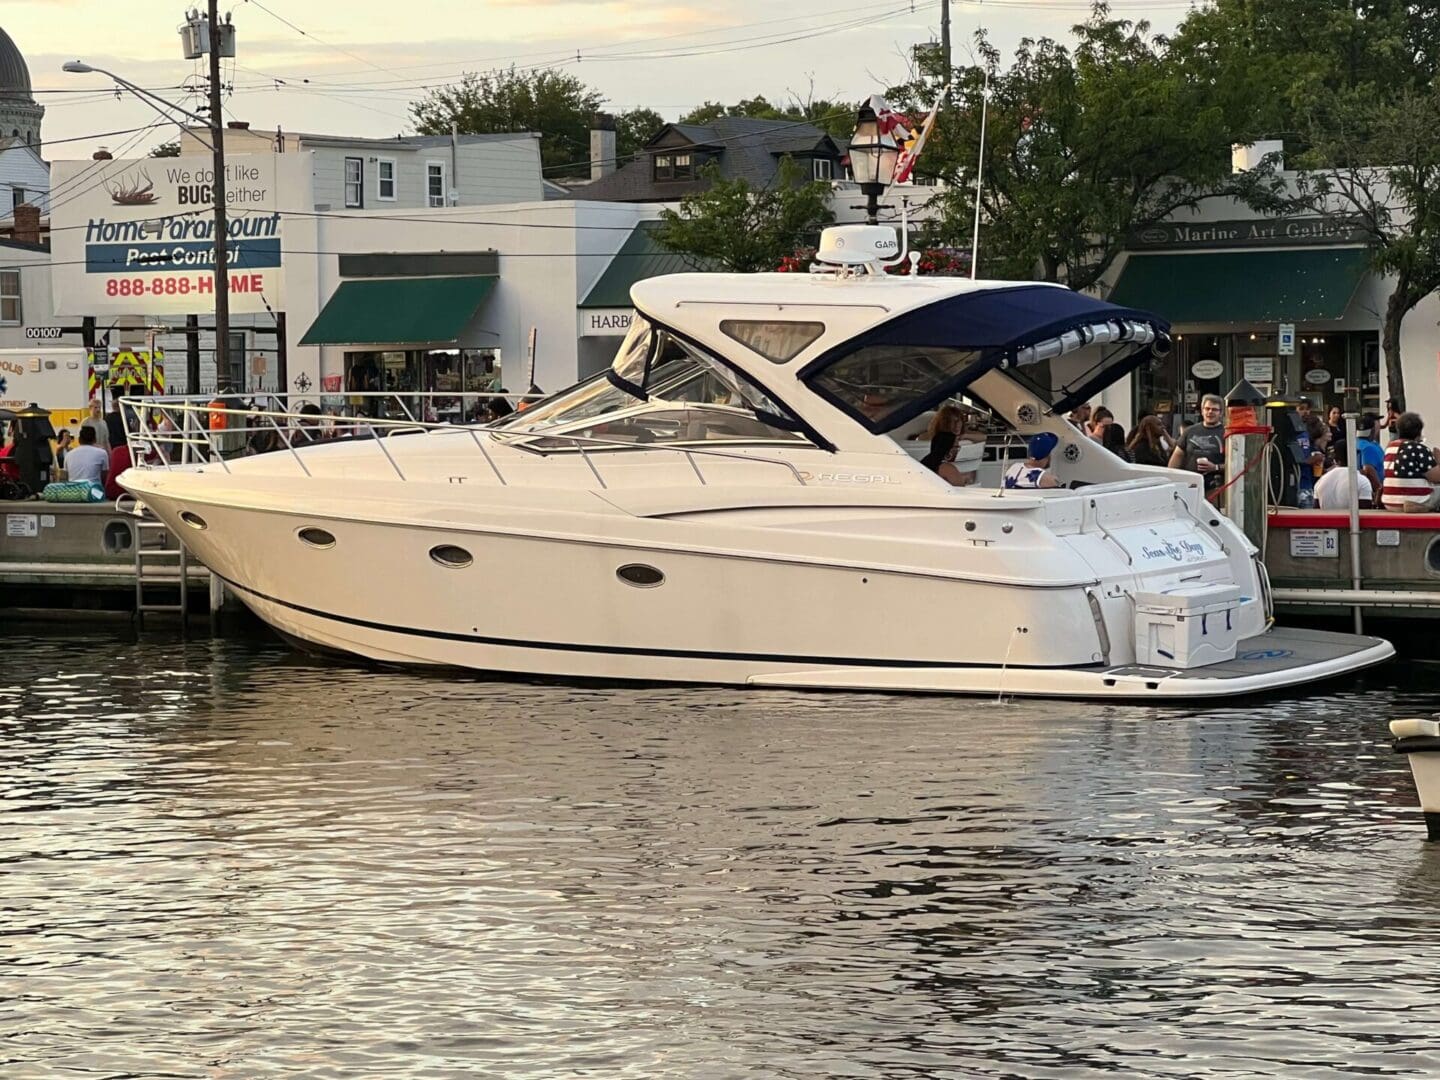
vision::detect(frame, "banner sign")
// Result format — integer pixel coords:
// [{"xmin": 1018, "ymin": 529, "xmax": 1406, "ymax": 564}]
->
[{"xmin": 51, "ymin": 154, "xmax": 284, "ymax": 316}]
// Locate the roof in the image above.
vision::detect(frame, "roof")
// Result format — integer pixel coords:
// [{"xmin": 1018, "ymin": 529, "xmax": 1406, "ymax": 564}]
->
[
  {"xmin": 296, "ymin": 132, "xmax": 536, "ymax": 149},
  {"xmin": 579, "ymin": 220, "xmax": 709, "ymax": 308},
  {"xmin": 570, "ymin": 116, "xmax": 840, "ymax": 203},
  {"xmin": 0, "ymin": 27, "xmax": 31, "ymax": 98},
  {"xmin": 1109, "ymin": 248, "xmax": 1370, "ymax": 322}
]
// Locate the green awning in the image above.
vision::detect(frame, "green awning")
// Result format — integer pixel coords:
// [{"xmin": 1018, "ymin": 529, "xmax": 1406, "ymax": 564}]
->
[
  {"xmin": 1108, "ymin": 248, "xmax": 1369, "ymax": 323},
  {"xmin": 579, "ymin": 220, "xmax": 710, "ymax": 309},
  {"xmin": 299, "ymin": 275, "xmax": 497, "ymax": 346}
]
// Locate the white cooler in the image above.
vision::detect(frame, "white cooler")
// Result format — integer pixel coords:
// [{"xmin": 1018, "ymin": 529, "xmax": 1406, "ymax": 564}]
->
[{"xmin": 1133, "ymin": 582, "xmax": 1243, "ymax": 669}]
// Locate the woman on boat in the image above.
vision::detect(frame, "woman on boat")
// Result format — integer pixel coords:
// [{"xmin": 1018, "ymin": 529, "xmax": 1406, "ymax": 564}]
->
[
  {"xmin": 1126, "ymin": 415, "xmax": 1172, "ymax": 467},
  {"xmin": 920, "ymin": 405, "xmax": 976, "ymax": 486}
]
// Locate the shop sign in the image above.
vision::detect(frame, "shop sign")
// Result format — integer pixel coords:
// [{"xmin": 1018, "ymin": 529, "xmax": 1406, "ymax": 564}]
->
[
  {"xmin": 1278, "ymin": 324, "xmax": 1295, "ymax": 355},
  {"xmin": 1191, "ymin": 359, "xmax": 1224, "ymax": 379},
  {"xmin": 1304, "ymin": 368, "xmax": 1332, "ymax": 386},
  {"xmin": 580, "ymin": 309, "xmax": 634, "ymax": 337},
  {"xmin": 51, "ymin": 154, "xmax": 287, "ymax": 317},
  {"xmin": 1242, "ymin": 357, "xmax": 1273, "ymax": 383},
  {"xmin": 1128, "ymin": 218, "xmax": 1370, "ymax": 250},
  {"xmin": 1289, "ymin": 528, "xmax": 1339, "ymax": 558}
]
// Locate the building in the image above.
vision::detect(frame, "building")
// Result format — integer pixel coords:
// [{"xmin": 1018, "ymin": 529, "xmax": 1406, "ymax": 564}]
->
[
  {"xmin": 568, "ymin": 117, "xmax": 846, "ymax": 203},
  {"xmin": 178, "ymin": 124, "xmax": 544, "ymax": 209},
  {"xmin": 0, "ymin": 26, "xmax": 43, "ymax": 149}
]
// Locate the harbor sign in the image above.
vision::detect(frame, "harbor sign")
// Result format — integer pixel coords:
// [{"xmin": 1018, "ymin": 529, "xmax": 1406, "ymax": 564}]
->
[{"xmin": 50, "ymin": 154, "xmax": 285, "ymax": 316}]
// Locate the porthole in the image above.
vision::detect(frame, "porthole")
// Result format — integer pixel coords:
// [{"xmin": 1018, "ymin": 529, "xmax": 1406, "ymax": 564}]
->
[
  {"xmin": 617, "ymin": 563, "xmax": 665, "ymax": 588},
  {"xmin": 430, "ymin": 544, "xmax": 473, "ymax": 569},
  {"xmin": 179, "ymin": 511, "xmax": 207, "ymax": 531},
  {"xmin": 1425, "ymin": 536, "xmax": 1440, "ymax": 578},
  {"xmin": 297, "ymin": 527, "xmax": 336, "ymax": 549}
]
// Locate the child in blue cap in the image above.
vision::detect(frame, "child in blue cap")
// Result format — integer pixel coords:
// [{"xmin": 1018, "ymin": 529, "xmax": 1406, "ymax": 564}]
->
[{"xmin": 1004, "ymin": 432, "xmax": 1062, "ymax": 489}]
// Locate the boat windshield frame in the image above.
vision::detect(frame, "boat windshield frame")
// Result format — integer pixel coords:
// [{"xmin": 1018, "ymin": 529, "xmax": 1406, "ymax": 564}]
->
[{"xmin": 491, "ymin": 315, "xmax": 833, "ymax": 452}]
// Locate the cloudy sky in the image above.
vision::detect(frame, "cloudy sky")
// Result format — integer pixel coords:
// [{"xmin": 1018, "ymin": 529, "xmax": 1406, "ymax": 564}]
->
[{"xmin": 9, "ymin": 0, "xmax": 1191, "ymax": 162}]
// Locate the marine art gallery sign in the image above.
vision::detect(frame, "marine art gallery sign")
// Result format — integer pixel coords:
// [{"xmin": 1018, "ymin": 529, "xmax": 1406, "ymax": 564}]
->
[{"xmin": 51, "ymin": 154, "xmax": 286, "ymax": 316}]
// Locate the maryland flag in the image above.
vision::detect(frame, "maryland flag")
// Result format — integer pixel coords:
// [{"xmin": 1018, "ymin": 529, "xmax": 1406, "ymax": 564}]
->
[{"xmin": 894, "ymin": 86, "xmax": 949, "ymax": 185}]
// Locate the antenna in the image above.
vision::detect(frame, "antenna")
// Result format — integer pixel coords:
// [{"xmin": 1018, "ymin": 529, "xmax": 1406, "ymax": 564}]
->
[{"xmin": 970, "ymin": 66, "xmax": 989, "ymax": 281}]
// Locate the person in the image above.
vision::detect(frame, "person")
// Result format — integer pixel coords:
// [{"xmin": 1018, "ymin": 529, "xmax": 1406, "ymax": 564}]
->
[
  {"xmin": 104, "ymin": 395, "xmax": 127, "ymax": 451},
  {"xmin": 484, "ymin": 395, "xmax": 515, "ymax": 422},
  {"xmin": 1168, "ymin": 394, "xmax": 1225, "ymax": 493},
  {"xmin": 1100, "ymin": 420, "xmax": 1129, "ymax": 461},
  {"xmin": 80, "ymin": 398, "xmax": 110, "ymax": 453},
  {"xmin": 65, "ymin": 424, "xmax": 109, "ymax": 487},
  {"xmin": 1326, "ymin": 405, "xmax": 1347, "ymax": 466},
  {"xmin": 294, "ymin": 402, "xmax": 323, "ymax": 445},
  {"xmin": 1067, "ymin": 402, "xmax": 1092, "ymax": 429},
  {"xmin": 54, "ymin": 428, "xmax": 73, "ymax": 470},
  {"xmin": 1354, "ymin": 412, "xmax": 1386, "ymax": 490},
  {"xmin": 1126, "ymin": 415, "xmax": 1172, "ymax": 467},
  {"xmin": 104, "ymin": 435, "xmax": 132, "ymax": 501},
  {"xmin": 1296, "ymin": 397, "xmax": 1313, "ymax": 425},
  {"xmin": 1384, "ymin": 399, "xmax": 1401, "ymax": 439},
  {"xmin": 1087, "ymin": 406, "xmax": 1114, "ymax": 441},
  {"xmin": 1314, "ymin": 455, "xmax": 1374, "ymax": 510},
  {"xmin": 919, "ymin": 405, "xmax": 978, "ymax": 487},
  {"xmin": 1303, "ymin": 414, "xmax": 1330, "ymax": 480},
  {"xmin": 1382, "ymin": 411, "xmax": 1440, "ymax": 512},
  {"xmin": 1004, "ymin": 432, "xmax": 1061, "ymax": 489}
]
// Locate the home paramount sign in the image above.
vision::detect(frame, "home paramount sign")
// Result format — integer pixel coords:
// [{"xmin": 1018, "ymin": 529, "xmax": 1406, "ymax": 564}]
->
[{"xmin": 51, "ymin": 154, "xmax": 285, "ymax": 316}]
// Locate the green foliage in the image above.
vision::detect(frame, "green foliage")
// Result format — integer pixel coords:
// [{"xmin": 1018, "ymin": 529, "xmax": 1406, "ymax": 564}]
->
[
  {"xmin": 888, "ymin": 11, "xmax": 1236, "ymax": 291},
  {"xmin": 410, "ymin": 67, "xmax": 605, "ymax": 178},
  {"xmin": 677, "ymin": 93, "xmax": 853, "ymax": 140},
  {"xmin": 653, "ymin": 158, "xmax": 834, "ymax": 272},
  {"xmin": 616, "ymin": 108, "xmax": 665, "ymax": 162}
]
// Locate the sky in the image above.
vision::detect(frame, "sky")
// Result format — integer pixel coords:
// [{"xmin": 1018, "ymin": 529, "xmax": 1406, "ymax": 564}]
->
[{"xmin": 8, "ymin": 0, "xmax": 1192, "ymax": 163}]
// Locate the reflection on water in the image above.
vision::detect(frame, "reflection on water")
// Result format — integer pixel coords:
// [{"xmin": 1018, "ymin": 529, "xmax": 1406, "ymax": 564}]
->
[{"xmin": 3, "ymin": 629, "xmax": 1440, "ymax": 1078}]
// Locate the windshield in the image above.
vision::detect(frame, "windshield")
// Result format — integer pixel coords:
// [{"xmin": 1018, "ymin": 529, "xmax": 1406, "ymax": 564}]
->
[{"xmin": 495, "ymin": 316, "xmax": 810, "ymax": 448}]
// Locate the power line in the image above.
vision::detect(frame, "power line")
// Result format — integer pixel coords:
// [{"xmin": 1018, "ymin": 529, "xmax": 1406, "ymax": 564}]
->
[{"xmin": 240, "ymin": 0, "xmax": 410, "ymax": 80}]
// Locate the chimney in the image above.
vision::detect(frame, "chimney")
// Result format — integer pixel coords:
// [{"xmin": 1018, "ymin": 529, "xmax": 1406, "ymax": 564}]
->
[
  {"xmin": 590, "ymin": 113, "xmax": 617, "ymax": 180},
  {"xmin": 227, "ymin": 120, "xmax": 251, "ymax": 130},
  {"xmin": 92, "ymin": 147, "xmax": 113, "ymax": 161},
  {"xmin": 12, "ymin": 204, "xmax": 40, "ymax": 246},
  {"xmin": 1232, "ymin": 140, "xmax": 1283, "ymax": 174}
]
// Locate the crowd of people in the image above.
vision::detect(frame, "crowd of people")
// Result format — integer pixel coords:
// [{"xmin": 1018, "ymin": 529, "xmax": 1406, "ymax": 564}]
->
[{"xmin": 912, "ymin": 391, "xmax": 1440, "ymax": 512}]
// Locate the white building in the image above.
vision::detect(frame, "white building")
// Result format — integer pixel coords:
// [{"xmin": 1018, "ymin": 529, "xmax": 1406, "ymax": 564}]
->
[{"xmin": 178, "ymin": 124, "xmax": 543, "ymax": 210}]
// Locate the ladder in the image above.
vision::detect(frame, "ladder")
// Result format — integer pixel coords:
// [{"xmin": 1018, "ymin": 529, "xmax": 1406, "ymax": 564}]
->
[{"xmin": 132, "ymin": 511, "xmax": 190, "ymax": 621}]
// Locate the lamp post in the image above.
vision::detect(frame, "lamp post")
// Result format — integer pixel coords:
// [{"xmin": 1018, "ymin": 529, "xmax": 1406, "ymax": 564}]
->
[
  {"xmin": 64, "ymin": 3, "xmax": 233, "ymax": 389},
  {"xmin": 848, "ymin": 103, "xmax": 900, "ymax": 226}
]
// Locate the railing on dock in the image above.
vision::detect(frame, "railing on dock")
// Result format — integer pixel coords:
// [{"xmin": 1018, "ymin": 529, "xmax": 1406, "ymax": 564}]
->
[{"xmin": 120, "ymin": 392, "xmax": 809, "ymax": 490}]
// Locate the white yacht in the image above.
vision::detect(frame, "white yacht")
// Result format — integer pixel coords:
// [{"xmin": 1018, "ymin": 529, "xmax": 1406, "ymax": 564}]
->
[{"xmin": 121, "ymin": 226, "xmax": 1392, "ymax": 697}]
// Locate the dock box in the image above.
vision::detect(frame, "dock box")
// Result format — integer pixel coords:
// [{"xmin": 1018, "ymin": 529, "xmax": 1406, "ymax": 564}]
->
[{"xmin": 1133, "ymin": 583, "xmax": 1243, "ymax": 668}]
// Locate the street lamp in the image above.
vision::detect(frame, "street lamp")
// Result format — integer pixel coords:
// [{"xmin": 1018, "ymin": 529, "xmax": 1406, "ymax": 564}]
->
[
  {"xmin": 849, "ymin": 103, "xmax": 900, "ymax": 225},
  {"xmin": 65, "ymin": 19, "xmax": 233, "ymax": 392}
]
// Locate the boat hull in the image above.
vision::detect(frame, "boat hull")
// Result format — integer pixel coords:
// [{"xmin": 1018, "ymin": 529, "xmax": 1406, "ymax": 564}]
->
[{"xmin": 225, "ymin": 577, "xmax": 1391, "ymax": 699}]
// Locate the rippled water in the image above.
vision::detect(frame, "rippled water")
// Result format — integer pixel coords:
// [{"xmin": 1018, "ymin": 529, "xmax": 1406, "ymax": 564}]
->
[{"xmin": 4, "ymin": 627, "xmax": 1440, "ymax": 1078}]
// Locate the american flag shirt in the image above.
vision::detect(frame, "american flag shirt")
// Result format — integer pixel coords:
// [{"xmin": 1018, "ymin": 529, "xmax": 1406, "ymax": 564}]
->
[{"xmin": 1382, "ymin": 438, "xmax": 1437, "ymax": 508}]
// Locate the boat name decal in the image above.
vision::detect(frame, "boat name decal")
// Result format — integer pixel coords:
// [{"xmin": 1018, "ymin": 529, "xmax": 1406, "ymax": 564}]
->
[
  {"xmin": 798, "ymin": 471, "xmax": 900, "ymax": 485},
  {"xmin": 1138, "ymin": 539, "xmax": 1207, "ymax": 562}
]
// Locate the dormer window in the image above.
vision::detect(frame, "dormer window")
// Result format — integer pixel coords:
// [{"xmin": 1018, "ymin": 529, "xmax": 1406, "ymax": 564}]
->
[
  {"xmin": 654, "ymin": 152, "xmax": 696, "ymax": 181},
  {"xmin": 812, "ymin": 158, "xmax": 833, "ymax": 181}
]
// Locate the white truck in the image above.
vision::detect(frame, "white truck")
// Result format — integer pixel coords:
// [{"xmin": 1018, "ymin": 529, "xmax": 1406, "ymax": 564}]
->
[{"xmin": 0, "ymin": 346, "xmax": 91, "ymax": 429}]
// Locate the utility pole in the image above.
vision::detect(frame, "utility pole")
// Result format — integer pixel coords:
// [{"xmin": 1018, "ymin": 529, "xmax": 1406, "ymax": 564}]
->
[
  {"xmin": 940, "ymin": 0, "xmax": 951, "ymax": 76},
  {"xmin": 205, "ymin": 0, "xmax": 232, "ymax": 390}
]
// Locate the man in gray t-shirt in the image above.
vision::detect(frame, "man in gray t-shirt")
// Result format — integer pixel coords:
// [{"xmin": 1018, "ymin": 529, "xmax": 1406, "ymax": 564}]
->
[
  {"xmin": 1168, "ymin": 394, "xmax": 1225, "ymax": 493},
  {"xmin": 64, "ymin": 426, "xmax": 109, "ymax": 485}
]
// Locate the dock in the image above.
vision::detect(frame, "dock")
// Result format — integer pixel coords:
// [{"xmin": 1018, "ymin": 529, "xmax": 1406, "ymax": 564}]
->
[{"xmin": 1, "ymin": 500, "xmax": 222, "ymax": 617}]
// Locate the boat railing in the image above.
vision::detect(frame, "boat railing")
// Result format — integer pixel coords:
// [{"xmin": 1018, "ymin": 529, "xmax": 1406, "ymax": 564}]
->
[{"xmin": 119, "ymin": 393, "xmax": 808, "ymax": 489}]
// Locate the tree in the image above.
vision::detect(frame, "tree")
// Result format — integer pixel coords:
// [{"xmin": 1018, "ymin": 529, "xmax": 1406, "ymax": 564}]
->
[
  {"xmin": 149, "ymin": 141, "xmax": 181, "ymax": 158},
  {"xmin": 887, "ymin": 11, "xmax": 1239, "ymax": 290},
  {"xmin": 654, "ymin": 158, "xmax": 834, "ymax": 272},
  {"xmin": 411, "ymin": 67, "xmax": 606, "ymax": 178},
  {"xmin": 677, "ymin": 91, "xmax": 853, "ymax": 140},
  {"xmin": 616, "ymin": 107, "xmax": 665, "ymax": 163}
]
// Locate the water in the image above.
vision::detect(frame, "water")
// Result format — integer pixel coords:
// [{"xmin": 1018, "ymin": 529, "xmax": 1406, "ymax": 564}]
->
[{"xmin": 4, "ymin": 628, "xmax": 1440, "ymax": 1079}]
